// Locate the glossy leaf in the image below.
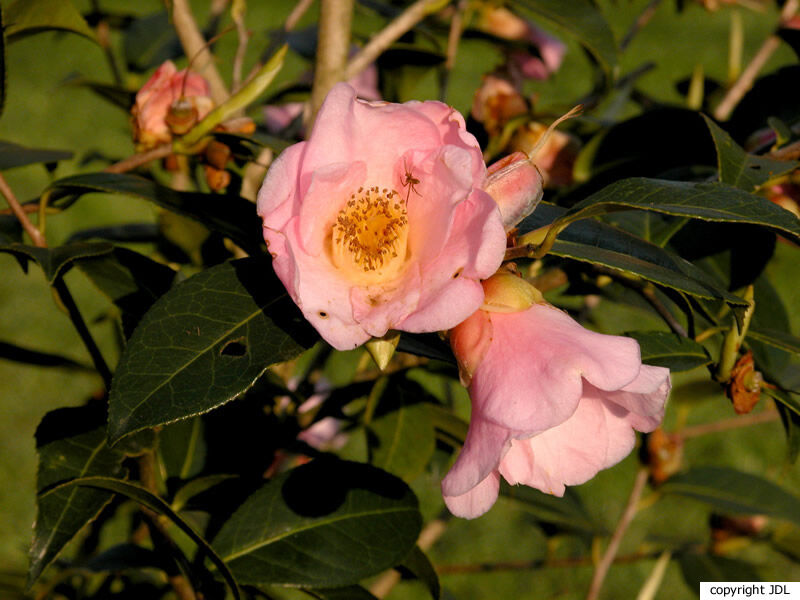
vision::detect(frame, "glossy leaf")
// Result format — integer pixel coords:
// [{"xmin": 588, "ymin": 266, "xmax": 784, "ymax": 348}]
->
[
  {"xmin": 171, "ymin": 474, "xmax": 236, "ymax": 512},
  {"xmin": 212, "ymin": 459, "xmax": 422, "ymax": 587},
  {"xmin": 661, "ymin": 467, "xmax": 800, "ymax": 526},
  {"xmin": 44, "ymin": 173, "xmax": 264, "ymax": 254},
  {"xmin": 4, "ymin": 0, "xmax": 97, "ymax": 43},
  {"xmin": 76, "ymin": 247, "xmax": 177, "ymax": 338},
  {"xmin": 0, "ymin": 242, "xmax": 113, "ymax": 284},
  {"xmin": 59, "ymin": 476, "xmax": 239, "ymax": 600},
  {"xmin": 762, "ymin": 387, "xmax": 800, "ymax": 418},
  {"xmin": 513, "ymin": 0, "xmax": 617, "ymax": 76},
  {"xmin": 502, "ymin": 483, "xmax": 599, "ymax": 533},
  {"xmin": 520, "ymin": 204, "xmax": 748, "ymax": 310},
  {"xmin": 0, "ymin": 140, "xmax": 72, "ymax": 170},
  {"xmin": 369, "ymin": 386, "xmax": 436, "ymax": 482},
  {"xmin": 746, "ymin": 327, "xmax": 800, "ymax": 355},
  {"xmin": 550, "ymin": 178, "xmax": 800, "ymax": 245},
  {"xmin": 29, "ymin": 406, "xmax": 151, "ymax": 586},
  {"xmin": 108, "ymin": 257, "xmax": 317, "ymax": 442},
  {"xmin": 701, "ymin": 114, "xmax": 796, "ymax": 191},
  {"xmin": 159, "ymin": 417, "xmax": 207, "ymax": 481},
  {"xmin": 626, "ymin": 332, "xmax": 711, "ymax": 372}
]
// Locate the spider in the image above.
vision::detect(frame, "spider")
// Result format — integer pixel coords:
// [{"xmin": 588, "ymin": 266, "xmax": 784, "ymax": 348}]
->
[{"xmin": 401, "ymin": 158, "xmax": 421, "ymax": 203}]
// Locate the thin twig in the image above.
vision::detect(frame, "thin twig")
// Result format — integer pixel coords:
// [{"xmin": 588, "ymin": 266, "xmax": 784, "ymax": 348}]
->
[
  {"xmin": 445, "ymin": 0, "xmax": 467, "ymax": 69},
  {"xmin": 620, "ymin": 0, "xmax": 662, "ymax": 52},
  {"xmin": 104, "ymin": 144, "xmax": 174, "ymax": 174},
  {"xmin": 586, "ymin": 468, "xmax": 650, "ymax": 600},
  {"xmin": 713, "ymin": 0, "xmax": 799, "ymax": 121},
  {"xmin": 0, "ymin": 173, "xmax": 47, "ymax": 247},
  {"xmin": 309, "ymin": 0, "xmax": 355, "ymax": 124},
  {"xmin": 286, "ymin": 0, "xmax": 315, "ymax": 30},
  {"xmin": 171, "ymin": 0, "xmax": 230, "ymax": 105},
  {"xmin": 679, "ymin": 408, "xmax": 779, "ymax": 439},
  {"xmin": 344, "ymin": 0, "xmax": 442, "ymax": 81},
  {"xmin": 231, "ymin": 0, "xmax": 249, "ymax": 93}
]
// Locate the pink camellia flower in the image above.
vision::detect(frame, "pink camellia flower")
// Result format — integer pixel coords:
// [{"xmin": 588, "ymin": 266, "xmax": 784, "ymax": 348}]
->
[
  {"xmin": 442, "ymin": 272, "xmax": 670, "ymax": 518},
  {"xmin": 131, "ymin": 60, "xmax": 214, "ymax": 149},
  {"xmin": 257, "ymin": 83, "xmax": 514, "ymax": 350}
]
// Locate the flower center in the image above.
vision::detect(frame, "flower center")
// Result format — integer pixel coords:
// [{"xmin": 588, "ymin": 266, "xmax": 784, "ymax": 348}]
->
[{"xmin": 331, "ymin": 185, "xmax": 409, "ymax": 284}]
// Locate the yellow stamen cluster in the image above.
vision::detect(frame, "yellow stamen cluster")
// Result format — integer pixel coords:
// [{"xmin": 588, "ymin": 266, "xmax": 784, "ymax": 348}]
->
[{"xmin": 333, "ymin": 186, "xmax": 408, "ymax": 275}]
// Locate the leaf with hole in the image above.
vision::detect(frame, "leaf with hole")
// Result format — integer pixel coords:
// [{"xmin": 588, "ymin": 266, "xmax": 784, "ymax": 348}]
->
[
  {"xmin": 108, "ymin": 257, "xmax": 317, "ymax": 442},
  {"xmin": 212, "ymin": 459, "xmax": 422, "ymax": 587}
]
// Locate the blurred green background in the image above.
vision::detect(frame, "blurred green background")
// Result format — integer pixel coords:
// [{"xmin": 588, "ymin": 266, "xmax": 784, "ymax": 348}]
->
[{"xmin": 1, "ymin": 0, "xmax": 799, "ymax": 597}]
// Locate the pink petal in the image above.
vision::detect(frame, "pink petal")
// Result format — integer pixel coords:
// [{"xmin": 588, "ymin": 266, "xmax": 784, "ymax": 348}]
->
[
  {"xmin": 258, "ymin": 142, "xmax": 306, "ymax": 232},
  {"xmin": 470, "ymin": 304, "xmax": 642, "ymax": 433},
  {"xmin": 498, "ymin": 394, "xmax": 640, "ymax": 496},
  {"xmin": 485, "ymin": 152, "xmax": 544, "ymax": 229},
  {"xmin": 441, "ymin": 416, "xmax": 515, "ymax": 497},
  {"xmin": 606, "ymin": 364, "xmax": 671, "ymax": 418},
  {"xmin": 443, "ymin": 471, "xmax": 501, "ymax": 519}
]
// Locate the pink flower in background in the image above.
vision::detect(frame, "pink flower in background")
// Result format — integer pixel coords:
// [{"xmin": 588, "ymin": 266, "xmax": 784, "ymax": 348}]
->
[
  {"xmin": 478, "ymin": 6, "xmax": 566, "ymax": 82},
  {"xmin": 131, "ymin": 60, "xmax": 214, "ymax": 149},
  {"xmin": 257, "ymin": 83, "xmax": 509, "ymax": 350},
  {"xmin": 264, "ymin": 55, "xmax": 382, "ymax": 135},
  {"xmin": 442, "ymin": 273, "xmax": 670, "ymax": 518}
]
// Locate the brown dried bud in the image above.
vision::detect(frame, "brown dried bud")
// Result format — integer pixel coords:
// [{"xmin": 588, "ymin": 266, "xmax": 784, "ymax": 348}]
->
[
  {"xmin": 204, "ymin": 165, "xmax": 231, "ymax": 191},
  {"xmin": 725, "ymin": 351, "xmax": 763, "ymax": 414},
  {"xmin": 165, "ymin": 98, "xmax": 199, "ymax": 136},
  {"xmin": 205, "ymin": 140, "xmax": 232, "ymax": 170},
  {"xmin": 646, "ymin": 427, "xmax": 683, "ymax": 484}
]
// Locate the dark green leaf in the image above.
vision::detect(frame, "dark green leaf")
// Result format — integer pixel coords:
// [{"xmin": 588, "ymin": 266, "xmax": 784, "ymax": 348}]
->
[
  {"xmin": 747, "ymin": 328, "xmax": 800, "ymax": 355},
  {"xmin": 626, "ymin": 332, "xmax": 711, "ymax": 372},
  {"xmin": 62, "ymin": 75, "xmax": 135, "ymax": 110},
  {"xmin": 777, "ymin": 404, "xmax": 800, "ymax": 464},
  {"xmin": 513, "ymin": 0, "xmax": 617, "ymax": 76},
  {"xmin": 701, "ymin": 114, "xmax": 797, "ymax": 191},
  {"xmin": 772, "ymin": 524, "xmax": 800, "ymax": 562},
  {"xmin": 398, "ymin": 546, "xmax": 440, "ymax": 600},
  {"xmin": 369, "ymin": 388, "xmax": 436, "ymax": 482},
  {"xmin": 171, "ymin": 475, "xmax": 236, "ymax": 512},
  {"xmin": 305, "ymin": 587, "xmax": 379, "ymax": 600},
  {"xmin": 108, "ymin": 257, "xmax": 317, "ymax": 442},
  {"xmin": 662, "ymin": 467, "xmax": 800, "ymax": 526},
  {"xmin": 520, "ymin": 204, "xmax": 749, "ymax": 311},
  {"xmin": 123, "ymin": 11, "xmax": 182, "ymax": 73},
  {"xmin": 59, "ymin": 476, "xmax": 239, "ymax": 599},
  {"xmin": 4, "ymin": 0, "xmax": 97, "ymax": 43},
  {"xmin": 0, "ymin": 241, "xmax": 113, "ymax": 284},
  {"xmin": 678, "ymin": 554, "xmax": 761, "ymax": 592},
  {"xmin": 82, "ymin": 543, "xmax": 172, "ymax": 573},
  {"xmin": 44, "ymin": 173, "xmax": 264, "ymax": 254},
  {"xmin": 0, "ymin": 340, "xmax": 93, "ymax": 371},
  {"xmin": 551, "ymin": 178, "xmax": 800, "ymax": 245},
  {"xmin": 428, "ymin": 404, "xmax": 468, "ymax": 446},
  {"xmin": 29, "ymin": 405, "xmax": 150, "ymax": 586},
  {"xmin": 76, "ymin": 247, "xmax": 176, "ymax": 338},
  {"xmin": 0, "ymin": 140, "xmax": 73, "ymax": 170},
  {"xmin": 762, "ymin": 386, "xmax": 800, "ymax": 418},
  {"xmin": 212, "ymin": 459, "xmax": 422, "ymax": 587},
  {"xmin": 502, "ymin": 483, "xmax": 599, "ymax": 534}
]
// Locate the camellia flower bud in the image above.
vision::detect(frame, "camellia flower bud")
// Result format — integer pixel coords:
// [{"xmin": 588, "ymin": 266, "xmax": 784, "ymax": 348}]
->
[
  {"xmin": 484, "ymin": 152, "xmax": 543, "ymax": 230},
  {"xmin": 470, "ymin": 74, "xmax": 528, "ymax": 138},
  {"xmin": 443, "ymin": 275, "xmax": 670, "ymax": 518},
  {"xmin": 131, "ymin": 60, "xmax": 214, "ymax": 150}
]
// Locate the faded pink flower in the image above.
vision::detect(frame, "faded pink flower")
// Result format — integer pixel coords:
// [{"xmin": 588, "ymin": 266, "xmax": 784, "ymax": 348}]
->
[
  {"xmin": 478, "ymin": 5, "xmax": 566, "ymax": 82},
  {"xmin": 257, "ymin": 83, "xmax": 509, "ymax": 350},
  {"xmin": 131, "ymin": 60, "xmax": 214, "ymax": 149},
  {"xmin": 470, "ymin": 74, "xmax": 528, "ymax": 138},
  {"xmin": 442, "ymin": 273, "xmax": 670, "ymax": 518}
]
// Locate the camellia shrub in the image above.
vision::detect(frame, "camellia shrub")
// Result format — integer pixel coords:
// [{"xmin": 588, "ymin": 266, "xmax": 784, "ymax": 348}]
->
[{"xmin": 1, "ymin": 0, "xmax": 800, "ymax": 599}]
